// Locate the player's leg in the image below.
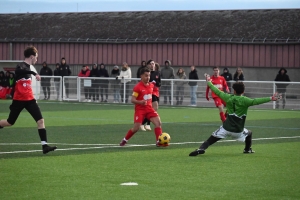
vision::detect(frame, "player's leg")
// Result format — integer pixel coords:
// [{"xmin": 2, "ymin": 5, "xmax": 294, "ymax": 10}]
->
[
  {"xmin": 25, "ymin": 100, "xmax": 57, "ymax": 154},
  {"xmin": 243, "ymin": 129, "xmax": 254, "ymax": 153},
  {"xmin": 189, "ymin": 126, "xmax": 224, "ymax": 156},
  {"xmin": 0, "ymin": 100, "xmax": 24, "ymax": 128},
  {"xmin": 214, "ymin": 98, "xmax": 226, "ymax": 122},
  {"xmin": 120, "ymin": 111, "xmax": 144, "ymax": 146},
  {"xmin": 148, "ymin": 109, "xmax": 164, "ymax": 146}
]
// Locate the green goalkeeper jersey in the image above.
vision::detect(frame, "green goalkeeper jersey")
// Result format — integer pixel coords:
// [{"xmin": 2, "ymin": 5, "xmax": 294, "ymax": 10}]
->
[{"xmin": 207, "ymin": 82, "xmax": 271, "ymax": 133}]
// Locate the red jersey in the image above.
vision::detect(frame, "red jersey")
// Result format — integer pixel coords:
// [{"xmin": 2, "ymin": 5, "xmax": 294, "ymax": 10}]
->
[
  {"xmin": 206, "ymin": 75, "xmax": 229, "ymax": 98},
  {"xmin": 13, "ymin": 62, "xmax": 36, "ymax": 101},
  {"xmin": 132, "ymin": 81, "xmax": 154, "ymax": 111}
]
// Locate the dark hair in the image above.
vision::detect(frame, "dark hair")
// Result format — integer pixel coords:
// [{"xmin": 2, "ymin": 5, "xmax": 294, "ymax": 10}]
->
[
  {"xmin": 56, "ymin": 63, "xmax": 60, "ymax": 66},
  {"xmin": 24, "ymin": 46, "xmax": 38, "ymax": 58},
  {"xmin": 146, "ymin": 59, "xmax": 154, "ymax": 65},
  {"xmin": 213, "ymin": 66, "xmax": 219, "ymax": 70},
  {"xmin": 232, "ymin": 82, "xmax": 245, "ymax": 95},
  {"xmin": 140, "ymin": 67, "xmax": 151, "ymax": 75}
]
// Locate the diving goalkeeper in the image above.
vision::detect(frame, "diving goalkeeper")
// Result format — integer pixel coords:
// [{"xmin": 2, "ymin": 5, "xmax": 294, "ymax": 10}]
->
[{"xmin": 189, "ymin": 74, "xmax": 281, "ymax": 156}]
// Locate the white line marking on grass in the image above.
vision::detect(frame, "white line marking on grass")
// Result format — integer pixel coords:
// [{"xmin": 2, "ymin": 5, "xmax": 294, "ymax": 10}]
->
[{"xmin": 0, "ymin": 136, "xmax": 299, "ymax": 155}]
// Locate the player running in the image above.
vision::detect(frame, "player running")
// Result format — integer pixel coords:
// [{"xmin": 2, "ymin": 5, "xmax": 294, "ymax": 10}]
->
[
  {"xmin": 189, "ymin": 74, "xmax": 281, "ymax": 156},
  {"xmin": 119, "ymin": 67, "xmax": 166, "ymax": 147},
  {"xmin": 0, "ymin": 46, "xmax": 57, "ymax": 154},
  {"xmin": 206, "ymin": 66, "xmax": 229, "ymax": 122},
  {"xmin": 140, "ymin": 60, "xmax": 161, "ymax": 131}
]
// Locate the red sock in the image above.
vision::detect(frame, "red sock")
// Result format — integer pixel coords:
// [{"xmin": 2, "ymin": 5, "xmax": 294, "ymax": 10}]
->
[
  {"xmin": 220, "ymin": 112, "xmax": 226, "ymax": 122},
  {"xmin": 124, "ymin": 129, "xmax": 136, "ymax": 140},
  {"xmin": 154, "ymin": 127, "xmax": 162, "ymax": 141}
]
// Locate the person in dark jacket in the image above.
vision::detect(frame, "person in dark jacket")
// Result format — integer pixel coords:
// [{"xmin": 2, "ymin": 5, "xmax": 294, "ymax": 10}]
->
[
  {"xmin": 110, "ymin": 65, "xmax": 120, "ymax": 103},
  {"xmin": 233, "ymin": 67, "xmax": 244, "ymax": 81},
  {"xmin": 221, "ymin": 67, "xmax": 233, "ymax": 92},
  {"xmin": 0, "ymin": 71, "xmax": 5, "ymax": 87},
  {"xmin": 53, "ymin": 63, "xmax": 60, "ymax": 100},
  {"xmin": 98, "ymin": 63, "xmax": 109, "ymax": 102},
  {"xmin": 89, "ymin": 63, "xmax": 100, "ymax": 102},
  {"xmin": 188, "ymin": 65, "xmax": 199, "ymax": 106},
  {"xmin": 274, "ymin": 67, "xmax": 291, "ymax": 109},
  {"xmin": 59, "ymin": 57, "xmax": 71, "ymax": 99},
  {"xmin": 160, "ymin": 60, "xmax": 175, "ymax": 104},
  {"xmin": 39, "ymin": 61, "xmax": 53, "ymax": 100},
  {"xmin": 136, "ymin": 60, "xmax": 147, "ymax": 78}
]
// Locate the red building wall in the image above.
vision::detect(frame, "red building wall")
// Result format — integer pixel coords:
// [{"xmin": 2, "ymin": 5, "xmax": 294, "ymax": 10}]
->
[{"xmin": 0, "ymin": 42, "xmax": 299, "ymax": 67}]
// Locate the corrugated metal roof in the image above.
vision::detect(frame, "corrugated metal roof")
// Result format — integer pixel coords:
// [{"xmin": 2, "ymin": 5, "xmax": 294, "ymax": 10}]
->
[{"xmin": 0, "ymin": 9, "xmax": 299, "ymax": 42}]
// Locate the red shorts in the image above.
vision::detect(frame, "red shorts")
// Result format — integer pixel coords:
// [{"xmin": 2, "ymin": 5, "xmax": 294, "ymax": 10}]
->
[
  {"xmin": 134, "ymin": 107, "xmax": 159, "ymax": 123},
  {"xmin": 213, "ymin": 97, "xmax": 226, "ymax": 107}
]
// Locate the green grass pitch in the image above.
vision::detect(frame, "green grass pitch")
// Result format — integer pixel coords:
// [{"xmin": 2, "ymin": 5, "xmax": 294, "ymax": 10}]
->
[{"xmin": 0, "ymin": 100, "xmax": 299, "ymax": 200}]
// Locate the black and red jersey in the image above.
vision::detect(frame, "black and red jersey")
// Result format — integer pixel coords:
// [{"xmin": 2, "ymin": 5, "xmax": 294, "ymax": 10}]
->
[{"xmin": 13, "ymin": 62, "xmax": 37, "ymax": 101}]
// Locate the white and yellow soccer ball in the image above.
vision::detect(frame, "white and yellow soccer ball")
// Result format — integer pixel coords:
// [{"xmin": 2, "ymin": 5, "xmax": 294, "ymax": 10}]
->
[{"xmin": 158, "ymin": 132, "xmax": 171, "ymax": 145}]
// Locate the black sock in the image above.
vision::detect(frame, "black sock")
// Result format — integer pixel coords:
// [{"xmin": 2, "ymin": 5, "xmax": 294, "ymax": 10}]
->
[
  {"xmin": 200, "ymin": 136, "xmax": 221, "ymax": 150},
  {"xmin": 147, "ymin": 120, "xmax": 150, "ymax": 125},
  {"xmin": 38, "ymin": 128, "xmax": 47, "ymax": 143},
  {"xmin": 244, "ymin": 131, "xmax": 252, "ymax": 151},
  {"xmin": 142, "ymin": 118, "xmax": 148, "ymax": 125}
]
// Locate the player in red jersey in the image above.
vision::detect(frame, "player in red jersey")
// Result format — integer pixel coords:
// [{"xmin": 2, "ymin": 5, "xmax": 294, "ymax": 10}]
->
[
  {"xmin": 206, "ymin": 66, "xmax": 229, "ymax": 122},
  {"xmin": 140, "ymin": 60, "xmax": 161, "ymax": 131},
  {"xmin": 0, "ymin": 46, "xmax": 57, "ymax": 154},
  {"xmin": 119, "ymin": 67, "xmax": 166, "ymax": 147}
]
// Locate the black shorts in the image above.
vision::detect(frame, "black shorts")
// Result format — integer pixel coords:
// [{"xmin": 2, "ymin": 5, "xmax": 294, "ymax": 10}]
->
[
  {"xmin": 152, "ymin": 95, "xmax": 159, "ymax": 103},
  {"xmin": 7, "ymin": 99, "xmax": 43, "ymax": 125}
]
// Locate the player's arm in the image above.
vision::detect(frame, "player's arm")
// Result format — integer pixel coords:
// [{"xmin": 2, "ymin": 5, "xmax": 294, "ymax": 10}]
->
[
  {"xmin": 205, "ymin": 86, "xmax": 210, "ymax": 101},
  {"xmin": 223, "ymin": 78, "xmax": 230, "ymax": 92},
  {"xmin": 243, "ymin": 93, "xmax": 280, "ymax": 107},
  {"xmin": 131, "ymin": 91, "xmax": 146, "ymax": 105},
  {"xmin": 207, "ymin": 81, "xmax": 230, "ymax": 102}
]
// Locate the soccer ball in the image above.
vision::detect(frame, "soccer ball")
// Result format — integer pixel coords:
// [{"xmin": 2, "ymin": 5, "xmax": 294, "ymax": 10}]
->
[{"xmin": 158, "ymin": 132, "xmax": 171, "ymax": 145}]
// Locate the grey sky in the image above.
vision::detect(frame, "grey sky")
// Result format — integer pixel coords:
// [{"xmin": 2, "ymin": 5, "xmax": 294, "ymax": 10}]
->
[{"xmin": 0, "ymin": 0, "xmax": 299, "ymax": 13}]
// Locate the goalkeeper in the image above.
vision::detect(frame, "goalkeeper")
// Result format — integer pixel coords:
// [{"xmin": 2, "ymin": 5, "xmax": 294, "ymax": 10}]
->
[{"xmin": 189, "ymin": 74, "xmax": 281, "ymax": 156}]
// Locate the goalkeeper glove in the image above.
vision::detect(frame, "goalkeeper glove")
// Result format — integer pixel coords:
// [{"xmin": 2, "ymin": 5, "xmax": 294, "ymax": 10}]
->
[{"xmin": 270, "ymin": 92, "xmax": 282, "ymax": 101}]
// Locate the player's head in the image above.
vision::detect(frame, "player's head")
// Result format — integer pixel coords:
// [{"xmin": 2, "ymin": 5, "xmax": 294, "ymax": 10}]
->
[
  {"xmin": 140, "ymin": 67, "xmax": 151, "ymax": 83},
  {"xmin": 213, "ymin": 66, "xmax": 220, "ymax": 76},
  {"xmin": 24, "ymin": 46, "xmax": 38, "ymax": 64},
  {"xmin": 147, "ymin": 60, "xmax": 155, "ymax": 70},
  {"xmin": 232, "ymin": 81, "xmax": 245, "ymax": 95}
]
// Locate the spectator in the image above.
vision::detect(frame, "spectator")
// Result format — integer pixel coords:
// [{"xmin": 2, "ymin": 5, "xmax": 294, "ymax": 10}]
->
[
  {"xmin": 7, "ymin": 72, "xmax": 16, "ymax": 98},
  {"xmin": 4, "ymin": 71, "xmax": 10, "ymax": 87},
  {"xmin": 117, "ymin": 62, "xmax": 132, "ymax": 103},
  {"xmin": 98, "ymin": 63, "xmax": 109, "ymax": 102},
  {"xmin": 161, "ymin": 60, "xmax": 175, "ymax": 104},
  {"xmin": 221, "ymin": 67, "xmax": 233, "ymax": 92},
  {"xmin": 110, "ymin": 65, "xmax": 120, "ymax": 103},
  {"xmin": 53, "ymin": 63, "xmax": 60, "ymax": 100},
  {"xmin": 188, "ymin": 66, "xmax": 199, "ymax": 106},
  {"xmin": 175, "ymin": 68, "xmax": 187, "ymax": 105},
  {"xmin": 59, "ymin": 57, "xmax": 71, "ymax": 99},
  {"xmin": 136, "ymin": 60, "xmax": 147, "ymax": 78},
  {"xmin": 39, "ymin": 61, "xmax": 53, "ymax": 100},
  {"xmin": 0, "ymin": 71, "xmax": 5, "ymax": 86},
  {"xmin": 78, "ymin": 65, "xmax": 91, "ymax": 102},
  {"xmin": 89, "ymin": 63, "xmax": 100, "ymax": 102},
  {"xmin": 233, "ymin": 67, "xmax": 244, "ymax": 81},
  {"xmin": 274, "ymin": 67, "xmax": 291, "ymax": 109}
]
